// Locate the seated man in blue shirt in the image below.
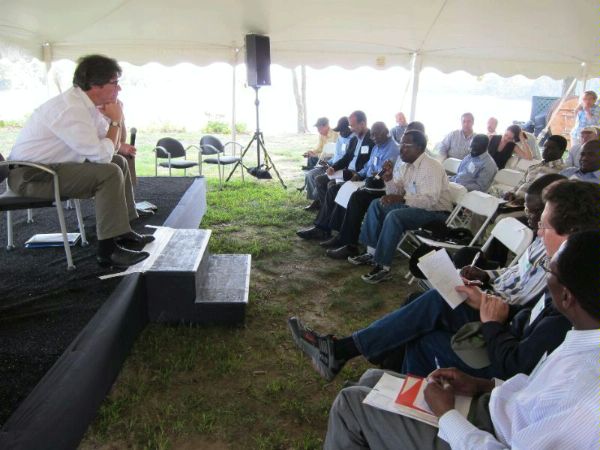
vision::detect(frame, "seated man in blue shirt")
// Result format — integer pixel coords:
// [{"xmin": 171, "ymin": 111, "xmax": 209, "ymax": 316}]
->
[
  {"xmin": 560, "ymin": 138, "xmax": 600, "ymax": 183},
  {"xmin": 323, "ymin": 121, "xmax": 425, "ymax": 259},
  {"xmin": 297, "ymin": 121, "xmax": 392, "ymax": 241},
  {"xmin": 323, "ymin": 229, "xmax": 600, "ymax": 450},
  {"xmin": 449, "ymin": 134, "xmax": 498, "ymax": 192}
]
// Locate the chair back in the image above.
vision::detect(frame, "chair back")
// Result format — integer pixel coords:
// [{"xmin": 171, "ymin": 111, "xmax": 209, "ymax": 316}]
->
[
  {"xmin": 155, "ymin": 137, "xmax": 186, "ymax": 159},
  {"xmin": 482, "ymin": 217, "xmax": 534, "ymax": 266},
  {"xmin": 199, "ymin": 135, "xmax": 224, "ymax": 155},
  {"xmin": 321, "ymin": 142, "xmax": 337, "ymax": 159},
  {"xmin": 448, "ymin": 182, "xmax": 467, "ymax": 205},
  {"xmin": 493, "ymin": 168, "xmax": 524, "ymax": 190},
  {"xmin": 0, "ymin": 153, "xmax": 8, "ymax": 184},
  {"xmin": 442, "ymin": 157, "xmax": 461, "ymax": 175},
  {"xmin": 515, "ymin": 158, "xmax": 541, "ymax": 172}
]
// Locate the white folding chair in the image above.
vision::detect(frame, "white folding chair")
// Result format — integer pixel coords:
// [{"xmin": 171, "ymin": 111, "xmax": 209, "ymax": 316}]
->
[
  {"xmin": 442, "ymin": 157, "xmax": 462, "ymax": 175},
  {"xmin": 515, "ymin": 158, "xmax": 541, "ymax": 172},
  {"xmin": 480, "ymin": 217, "xmax": 534, "ymax": 266},
  {"xmin": 414, "ymin": 190, "xmax": 500, "ymax": 250},
  {"xmin": 490, "ymin": 168, "xmax": 524, "ymax": 195}
]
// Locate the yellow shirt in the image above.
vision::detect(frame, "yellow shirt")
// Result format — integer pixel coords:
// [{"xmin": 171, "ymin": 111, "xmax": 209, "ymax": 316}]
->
[{"xmin": 312, "ymin": 128, "xmax": 338, "ymax": 156}]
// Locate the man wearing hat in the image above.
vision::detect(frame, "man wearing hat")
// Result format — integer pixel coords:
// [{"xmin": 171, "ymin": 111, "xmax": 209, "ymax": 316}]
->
[
  {"xmin": 302, "ymin": 117, "xmax": 338, "ymax": 170},
  {"xmin": 303, "ymin": 117, "xmax": 353, "ymax": 210},
  {"xmin": 565, "ymin": 126, "xmax": 598, "ymax": 168}
]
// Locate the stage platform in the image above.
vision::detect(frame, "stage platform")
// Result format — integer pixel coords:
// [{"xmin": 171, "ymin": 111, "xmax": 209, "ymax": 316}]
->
[{"xmin": 0, "ymin": 176, "xmax": 251, "ymax": 449}]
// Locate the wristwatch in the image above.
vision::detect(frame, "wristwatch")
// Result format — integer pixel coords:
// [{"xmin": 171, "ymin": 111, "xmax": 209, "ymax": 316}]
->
[{"xmin": 109, "ymin": 120, "xmax": 121, "ymax": 128}]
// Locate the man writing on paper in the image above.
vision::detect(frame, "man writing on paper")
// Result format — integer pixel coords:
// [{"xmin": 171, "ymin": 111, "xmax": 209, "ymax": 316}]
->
[
  {"xmin": 296, "ymin": 111, "xmax": 375, "ymax": 241},
  {"xmin": 287, "ymin": 179, "xmax": 600, "ymax": 382},
  {"xmin": 323, "ymin": 230, "xmax": 600, "ymax": 450}
]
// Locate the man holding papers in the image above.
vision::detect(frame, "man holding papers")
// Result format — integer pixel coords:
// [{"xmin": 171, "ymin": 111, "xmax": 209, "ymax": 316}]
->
[
  {"xmin": 288, "ymin": 179, "xmax": 600, "ymax": 382},
  {"xmin": 297, "ymin": 110, "xmax": 375, "ymax": 241},
  {"xmin": 324, "ymin": 230, "xmax": 600, "ymax": 450}
]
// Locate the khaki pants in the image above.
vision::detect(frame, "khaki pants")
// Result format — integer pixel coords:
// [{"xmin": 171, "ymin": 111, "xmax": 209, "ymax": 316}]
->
[{"xmin": 8, "ymin": 154, "xmax": 137, "ymax": 240}]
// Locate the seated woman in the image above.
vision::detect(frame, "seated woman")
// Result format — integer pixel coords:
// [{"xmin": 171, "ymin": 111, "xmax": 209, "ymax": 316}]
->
[{"xmin": 487, "ymin": 124, "xmax": 533, "ymax": 169}]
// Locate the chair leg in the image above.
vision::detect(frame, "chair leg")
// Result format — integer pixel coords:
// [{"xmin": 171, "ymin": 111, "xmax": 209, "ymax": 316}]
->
[
  {"xmin": 218, "ymin": 164, "xmax": 223, "ymax": 190},
  {"xmin": 27, "ymin": 208, "xmax": 33, "ymax": 223},
  {"xmin": 6, "ymin": 210, "xmax": 15, "ymax": 250},
  {"xmin": 73, "ymin": 199, "xmax": 89, "ymax": 246},
  {"xmin": 66, "ymin": 199, "xmax": 73, "ymax": 210},
  {"xmin": 54, "ymin": 201, "xmax": 75, "ymax": 270},
  {"xmin": 240, "ymin": 161, "xmax": 245, "ymax": 182}
]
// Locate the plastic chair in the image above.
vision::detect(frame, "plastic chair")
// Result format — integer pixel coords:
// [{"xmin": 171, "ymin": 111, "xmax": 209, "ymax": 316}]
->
[
  {"xmin": 448, "ymin": 181, "xmax": 468, "ymax": 205},
  {"xmin": 153, "ymin": 137, "xmax": 198, "ymax": 176},
  {"xmin": 194, "ymin": 135, "xmax": 244, "ymax": 189},
  {"xmin": 319, "ymin": 142, "xmax": 337, "ymax": 162},
  {"xmin": 0, "ymin": 154, "xmax": 89, "ymax": 270},
  {"xmin": 491, "ymin": 168, "xmax": 524, "ymax": 194},
  {"xmin": 480, "ymin": 217, "xmax": 534, "ymax": 266},
  {"xmin": 414, "ymin": 190, "xmax": 500, "ymax": 250},
  {"xmin": 442, "ymin": 157, "xmax": 462, "ymax": 175}
]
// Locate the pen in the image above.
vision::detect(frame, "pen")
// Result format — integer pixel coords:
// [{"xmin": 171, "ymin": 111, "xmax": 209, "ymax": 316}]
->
[
  {"xmin": 470, "ymin": 251, "xmax": 481, "ymax": 268},
  {"xmin": 434, "ymin": 356, "xmax": 451, "ymax": 389}
]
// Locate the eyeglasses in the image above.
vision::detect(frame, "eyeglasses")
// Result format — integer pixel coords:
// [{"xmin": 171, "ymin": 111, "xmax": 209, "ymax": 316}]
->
[
  {"xmin": 106, "ymin": 79, "xmax": 120, "ymax": 86},
  {"xmin": 537, "ymin": 221, "xmax": 553, "ymax": 230},
  {"xmin": 540, "ymin": 257, "xmax": 564, "ymax": 283}
]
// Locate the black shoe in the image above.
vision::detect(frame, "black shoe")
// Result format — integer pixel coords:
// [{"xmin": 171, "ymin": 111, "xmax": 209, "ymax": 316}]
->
[
  {"xmin": 326, "ymin": 245, "xmax": 359, "ymax": 260},
  {"xmin": 287, "ymin": 317, "xmax": 346, "ymax": 381},
  {"xmin": 304, "ymin": 200, "xmax": 320, "ymax": 211},
  {"xmin": 301, "ymin": 165, "xmax": 313, "ymax": 171},
  {"xmin": 97, "ymin": 246, "xmax": 150, "ymax": 269},
  {"xmin": 296, "ymin": 227, "xmax": 330, "ymax": 240},
  {"xmin": 115, "ymin": 231, "xmax": 156, "ymax": 246},
  {"xmin": 319, "ymin": 235, "xmax": 341, "ymax": 248}
]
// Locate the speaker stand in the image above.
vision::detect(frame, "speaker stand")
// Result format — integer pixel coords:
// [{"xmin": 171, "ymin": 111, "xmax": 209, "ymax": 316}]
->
[{"xmin": 226, "ymin": 87, "xmax": 286, "ymax": 189}]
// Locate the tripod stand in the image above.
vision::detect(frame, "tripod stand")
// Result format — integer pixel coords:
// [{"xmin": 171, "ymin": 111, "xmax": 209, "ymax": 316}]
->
[{"xmin": 226, "ymin": 86, "xmax": 286, "ymax": 189}]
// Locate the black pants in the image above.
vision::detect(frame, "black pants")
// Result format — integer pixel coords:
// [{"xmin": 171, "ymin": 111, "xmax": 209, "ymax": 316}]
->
[
  {"xmin": 337, "ymin": 189, "xmax": 386, "ymax": 245},
  {"xmin": 314, "ymin": 181, "xmax": 346, "ymax": 232}
]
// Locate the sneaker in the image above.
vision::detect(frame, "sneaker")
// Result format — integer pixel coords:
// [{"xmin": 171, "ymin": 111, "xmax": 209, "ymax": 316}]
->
[
  {"xmin": 361, "ymin": 265, "xmax": 392, "ymax": 284},
  {"xmin": 348, "ymin": 252, "xmax": 374, "ymax": 266},
  {"xmin": 287, "ymin": 317, "xmax": 345, "ymax": 381}
]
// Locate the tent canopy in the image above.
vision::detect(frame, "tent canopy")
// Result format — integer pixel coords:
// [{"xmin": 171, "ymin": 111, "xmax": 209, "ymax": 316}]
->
[{"xmin": 0, "ymin": 0, "xmax": 596, "ymax": 78}]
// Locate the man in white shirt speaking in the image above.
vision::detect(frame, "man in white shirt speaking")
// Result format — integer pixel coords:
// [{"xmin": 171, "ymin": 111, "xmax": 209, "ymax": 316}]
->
[{"xmin": 8, "ymin": 54, "xmax": 153, "ymax": 269}]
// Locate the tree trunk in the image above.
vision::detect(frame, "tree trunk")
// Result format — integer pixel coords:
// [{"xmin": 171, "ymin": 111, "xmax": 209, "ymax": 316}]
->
[{"xmin": 292, "ymin": 66, "xmax": 309, "ymax": 133}]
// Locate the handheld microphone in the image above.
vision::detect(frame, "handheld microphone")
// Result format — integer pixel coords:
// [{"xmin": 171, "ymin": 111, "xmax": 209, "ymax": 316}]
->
[{"xmin": 129, "ymin": 127, "xmax": 137, "ymax": 146}]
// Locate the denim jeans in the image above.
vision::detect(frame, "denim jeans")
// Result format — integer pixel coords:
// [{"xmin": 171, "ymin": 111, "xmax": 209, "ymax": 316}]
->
[
  {"xmin": 352, "ymin": 289, "xmax": 482, "ymax": 376},
  {"xmin": 358, "ymin": 199, "xmax": 448, "ymax": 267}
]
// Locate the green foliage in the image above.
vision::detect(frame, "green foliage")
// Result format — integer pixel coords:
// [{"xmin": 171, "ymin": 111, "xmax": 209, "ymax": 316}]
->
[
  {"xmin": 203, "ymin": 120, "xmax": 231, "ymax": 134},
  {"xmin": 235, "ymin": 122, "xmax": 248, "ymax": 134}
]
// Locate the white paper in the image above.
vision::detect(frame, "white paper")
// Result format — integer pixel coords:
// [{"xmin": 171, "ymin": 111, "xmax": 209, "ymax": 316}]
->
[
  {"xmin": 334, "ymin": 181, "xmax": 365, "ymax": 208},
  {"xmin": 417, "ymin": 248, "xmax": 467, "ymax": 308},
  {"xmin": 327, "ymin": 170, "xmax": 345, "ymax": 180},
  {"xmin": 363, "ymin": 373, "xmax": 471, "ymax": 429}
]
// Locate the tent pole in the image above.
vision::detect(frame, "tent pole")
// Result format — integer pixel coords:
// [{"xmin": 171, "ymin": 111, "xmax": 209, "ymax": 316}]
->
[
  {"xmin": 581, "ymin": 62, "xmax": 588, "ymax": 91},
  {"xmin": 409, "ymin": 52, "xmax": 423, "ymax": 121},
  {"xmin": 42, "ymin": 42, "xmax": 54, "ymax": 97},
  {"xmin": 231, "ymin": 47, "xmax": 240, "ymax": 144}
]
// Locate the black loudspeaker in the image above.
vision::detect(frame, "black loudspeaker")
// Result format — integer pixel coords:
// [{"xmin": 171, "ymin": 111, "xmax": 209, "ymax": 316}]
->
[{"xmin": 245, "ymin": 34, "xmax": 271, "ymax": 87}]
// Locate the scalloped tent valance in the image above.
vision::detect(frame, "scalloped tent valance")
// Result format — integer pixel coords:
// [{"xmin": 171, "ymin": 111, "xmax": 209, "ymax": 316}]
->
[{"xmin": 0, "ymin": 0, "xmax": 596, "ymax": 79}]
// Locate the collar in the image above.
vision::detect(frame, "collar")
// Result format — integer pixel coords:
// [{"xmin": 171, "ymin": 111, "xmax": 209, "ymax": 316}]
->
[
  {"xmin": 541, "ymin": 159, "xmax": 565, "ymax": 168},
  {"xmin": 558, "ymin": 329, "xmax": 600, "ymax": 356},
  {"xmin": 407, "ymin": 152, "xmax": 427, "ymax": 168},
  {"xmin": 73, "ymin": 86, "xmax": 97, "ymax": 110}
]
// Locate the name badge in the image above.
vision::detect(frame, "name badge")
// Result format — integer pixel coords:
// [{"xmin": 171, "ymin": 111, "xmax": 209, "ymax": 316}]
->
[
  {"xmin": 407, "ymin": 182, "xmax": 417, "ymax": 194},
  {"xmin": 373, "ymin": 156, "xmax": 379, "ymax": 167},
  {"xmin": 341, "ymin": 144, "xmax": 347, "ymax": 151},
  {"xmin": 528, "ymin": 294, "xmax": 546, "ymax": 325},
  {"xmin": 517, "ymin": 249, "xmax": 532, "ymax": 280},
  {"xmin": 360, "ymin": 145, "xmax": 369, "ymax": 154},
  {"xmin": 467, "ymin": 162, "xmax": 476, "ymax": 174}
]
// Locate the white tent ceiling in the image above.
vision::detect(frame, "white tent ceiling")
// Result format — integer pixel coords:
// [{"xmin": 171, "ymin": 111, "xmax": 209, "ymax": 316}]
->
[{"xmin": 0, "ymin": 0, "xmax": 597, "ymax": 79}]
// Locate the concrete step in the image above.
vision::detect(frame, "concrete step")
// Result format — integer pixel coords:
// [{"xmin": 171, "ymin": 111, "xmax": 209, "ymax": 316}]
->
[{"xmin": 144, "ymin": 228, "xmax": 250, "ymax": 325}]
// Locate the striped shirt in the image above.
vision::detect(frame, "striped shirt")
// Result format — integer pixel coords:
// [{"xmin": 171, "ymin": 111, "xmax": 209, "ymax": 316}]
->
[
  {"xmin": 439, "ymin": 329, "xmax": 600, "ymax": 449},
  {"xmin": 386, "ymin": 152, "xmax": 453, "ymax": 211},
  {"xmin": 487, "ymin": 237, "xmax": 546, "ymax": 305},
  {"xmin": 513, "ymin": 159, "xmax": 566, "ymax": 198},
  {"xmin": 438, "ymin": 130, "xmax": 474, "ymax": 160}
]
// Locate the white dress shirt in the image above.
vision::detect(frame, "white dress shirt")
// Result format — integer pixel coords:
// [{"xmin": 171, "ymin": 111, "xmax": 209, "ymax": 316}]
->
[
  {"xmin": 385, "ymin": 152, "xmax": 453, "ymax": 211},
  {"xmin": 9, "ymin": 87, "xmax": 115, "ymax": 164},
  {"xmin": 438, "ymin": 329, "xmax": 600, "ymax": 449}
]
